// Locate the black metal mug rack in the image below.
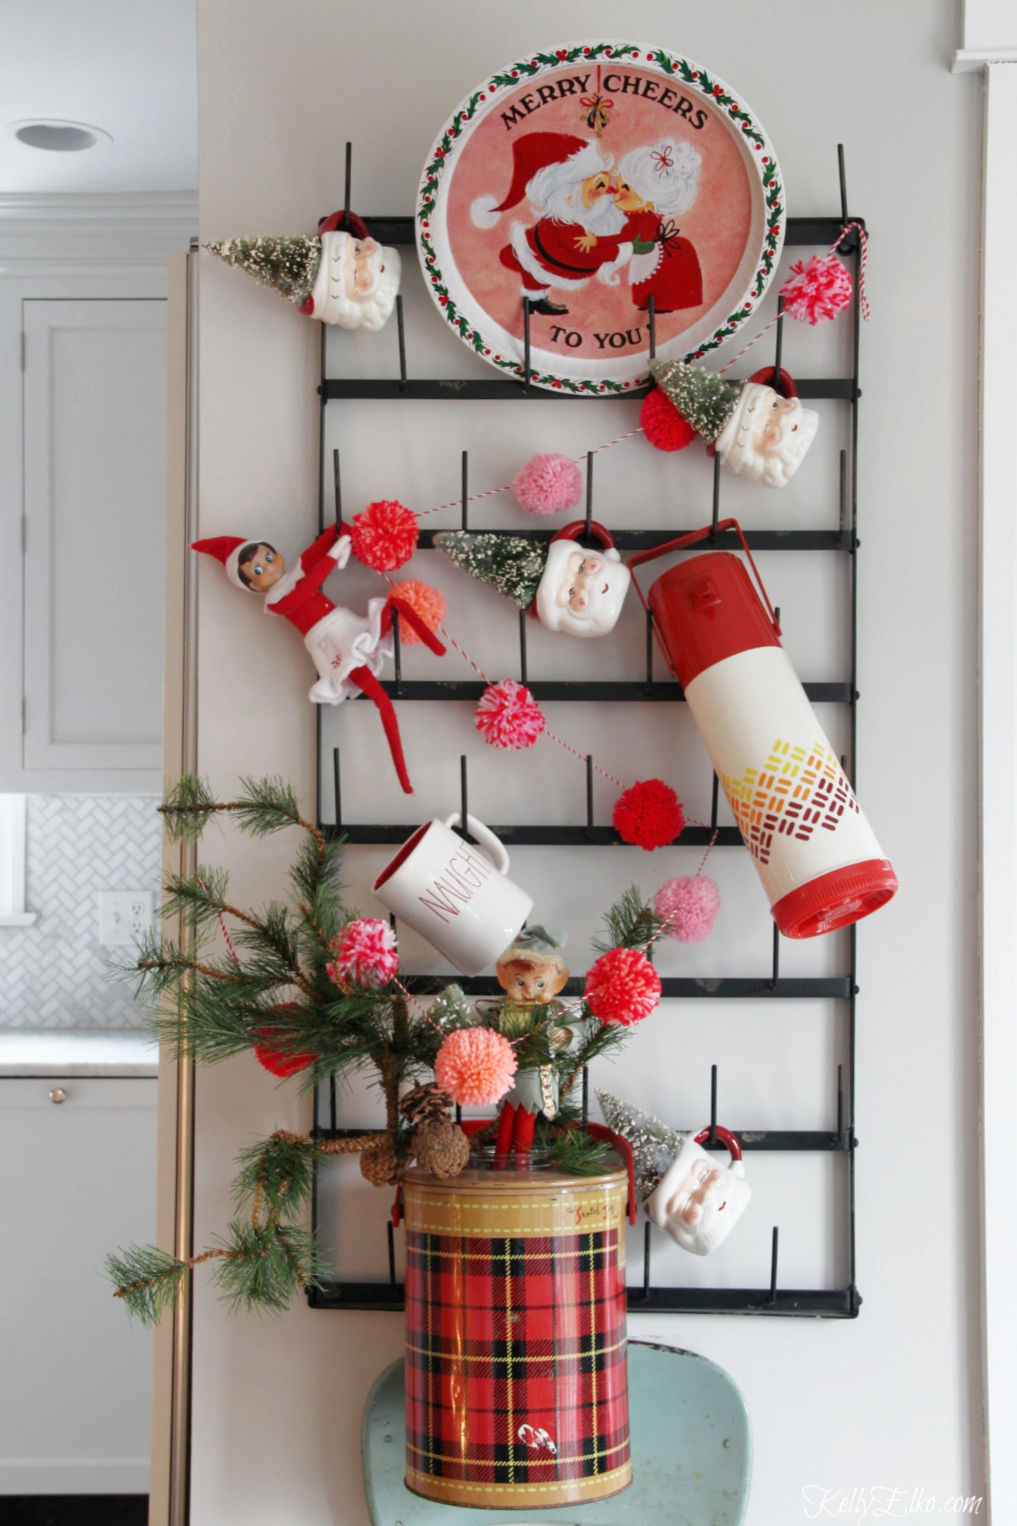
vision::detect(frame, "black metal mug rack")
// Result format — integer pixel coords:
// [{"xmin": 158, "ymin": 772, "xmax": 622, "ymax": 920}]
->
[{"xmin": 308, "ymin": 144, "xmax": 864, "ymax": 1319}]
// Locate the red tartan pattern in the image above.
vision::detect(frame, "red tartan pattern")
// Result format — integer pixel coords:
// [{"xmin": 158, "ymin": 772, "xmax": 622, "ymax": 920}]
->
[
  {"xmin": 405, "ymin": 1229, "xmax": 630, "ymax": 1496},
  {"xmin": 721, "ymin": 738, "xmax": 860, "ymax": 865}
]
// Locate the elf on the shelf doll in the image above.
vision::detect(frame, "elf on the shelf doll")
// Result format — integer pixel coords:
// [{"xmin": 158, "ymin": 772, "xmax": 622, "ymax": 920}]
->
[{"xmin": 191, "ymin": 524, "xmax": 445, "ymax": 793}]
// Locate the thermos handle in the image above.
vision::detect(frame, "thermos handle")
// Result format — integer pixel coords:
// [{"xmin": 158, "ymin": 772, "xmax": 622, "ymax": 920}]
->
[{"xmin": 627, "ymin": 517, "xmax": 782, "ymax": 640}]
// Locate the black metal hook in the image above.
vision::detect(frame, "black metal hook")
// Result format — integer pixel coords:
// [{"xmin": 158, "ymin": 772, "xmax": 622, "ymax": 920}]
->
[
  {"xmin": 396, "ymin": 294, "xmax": 407, "ymax": 391},
  {"xmin": 773, "ymin": 294, "xmax": 785, "ymax": 379},
  {"xmin": 710, "ymin": 450, "xmax": 722, "ymax": 536},
  {"xmin": 709, "ymin": 1063, "xmax": 718, "ymax": 1145},
  {"xmin": 460, "ymin": 753, "xmax": 469, "ymax": 835},
  {"xmin": 838, "ymin": 449, "xmax": 848, "ymax": 535},
  {"xmin": 332, "ymin": 746, "xmax": 343, "ymax": 828},
  {"xmin": 522, "ymin": 299, "xmax": 532, "ymax": 394},
  {"xmin": 585, "ymin": 450, "xmax": 594, "ymax": 538},
  {"xmin": 461, "ymin": 449, "xmax": 469, "ymax": 530},
  {"xmin": 518, "ymin": 606, "xmax": 528, "ymax": 685},
  {"xmin": 343, "ymin": 141, "xmax": 352, "ymax": 223},
  {"xmin": 391, "ymin": 606, "xmax": 402, "ymax": 691},
  {"xmin": 585, "ymin": 754, "xmax": 595, "ymax": 838},
  {"xmin": 648, "ymin": 293, "xmax": 656, "ymax": 361},
  {"xmin": 837, "ymin": 143, "xmax": 848, "ymax": 228},
  {"xmin": 333, "ymin": 448, "xmax": 342, "ymax": 521},
  {"xmin": 770, "ymin": 923, "xmax": 781, "ymax": 990},
  {"xmin": 769, "ymin": 1226, "xmax": 780, "ymax": 1305},
  {"xmin": 645, "ymin": 608, "xmax": 655, "ymax": 688}
]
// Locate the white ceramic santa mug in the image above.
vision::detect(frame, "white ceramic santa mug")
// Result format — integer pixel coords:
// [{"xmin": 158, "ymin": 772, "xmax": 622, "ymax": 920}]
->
[
  {"xmin": 373, "ymin": 813, "xmax": 533, "ymax": 976},
  {"xmin": 645, "ymin": 1125, "xmax": 751, "ymax": 1255}
]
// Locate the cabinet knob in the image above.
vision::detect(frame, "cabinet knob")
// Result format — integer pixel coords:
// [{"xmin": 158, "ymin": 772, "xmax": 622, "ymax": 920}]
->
[{"xmin": 48, "ymin": 1087, "xmax": 67, "ymax": 1104}]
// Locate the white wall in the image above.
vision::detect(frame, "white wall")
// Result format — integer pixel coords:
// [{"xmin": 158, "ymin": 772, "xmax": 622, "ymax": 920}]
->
[{"xmin": 189, "ymin": 3, "xmax": 982, "ymax": 1521}]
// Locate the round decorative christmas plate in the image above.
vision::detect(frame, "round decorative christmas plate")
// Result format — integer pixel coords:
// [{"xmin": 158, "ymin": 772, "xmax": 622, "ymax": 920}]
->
[{"xmin": 416, "ymin": 41, "xmax": 785, "ymax": 396}]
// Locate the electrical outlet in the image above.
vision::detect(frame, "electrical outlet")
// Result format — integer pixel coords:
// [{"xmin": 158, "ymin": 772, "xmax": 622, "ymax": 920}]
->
[{"xmin": 97, "ymin": 890, "xmax": 154, "ymax": 947}]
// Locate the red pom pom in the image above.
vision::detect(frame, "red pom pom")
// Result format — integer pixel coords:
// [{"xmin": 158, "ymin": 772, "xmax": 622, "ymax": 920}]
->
[
  {"xmin": 584, "ymin": 945, "xmax": 662, "ymax": 1026},
  {"xmin": 475, "ymin": 680, "xmax": 545, "ymax": 749},
  {"xmin": 654, "ymin": 875, "xmax": 721, "ymax": 943},
  {"xmin": 253, "ymin": 1006, "xmax": 317, "ymax": 1077},
  {"xmin": 327, "ymin": 917, "xmax": 399, "ymax": 987},
  {"xmin": 390, "ymin": 579, "xmax": 446, "ymax": 642},
  {"xmin": 613, "ymin": 779, "xmax": 685, "ymax": 851},
  {"xmin": 779, "ymin": 255, "xmax": 853, "ymax": 325},
  {"xmin": 350, "ymin": 499, "xmax": 419, "ymax": 571},
  {"xmin": 641, "ymin": 386, "xmax": 697, "ymax": 452},
  {"xmin": 512, "ymin": 453, "xmax": 583, "ymax": 515}
]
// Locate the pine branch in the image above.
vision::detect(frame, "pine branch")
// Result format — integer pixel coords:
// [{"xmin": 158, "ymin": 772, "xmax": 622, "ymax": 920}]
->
[
  {"xmin": 592, "ymin": 885, "xmax": 668, "ymax": 953},
  {"xmin": 210, "ymin": 1220, "xmax": 325, "ymax": 1314},
  {"xmin": 233, "ymin": 1131, "xmax": 318, "ymax": 1218},
  {"xmin": 107, "ymin": 1245, "xmax": 189, "ymax": 1326}
]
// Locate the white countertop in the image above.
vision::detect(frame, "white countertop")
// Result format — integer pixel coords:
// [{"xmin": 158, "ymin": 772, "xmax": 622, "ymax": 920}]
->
[{"xmin": 0, "ymin": 1030, "xmax": 160, "ymax": 1076}]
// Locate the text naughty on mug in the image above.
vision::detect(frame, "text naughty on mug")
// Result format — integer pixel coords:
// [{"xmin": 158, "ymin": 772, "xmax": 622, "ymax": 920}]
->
[{"xmin": 373, "ymin": 813, "xmax": 533, "ymax": 976}]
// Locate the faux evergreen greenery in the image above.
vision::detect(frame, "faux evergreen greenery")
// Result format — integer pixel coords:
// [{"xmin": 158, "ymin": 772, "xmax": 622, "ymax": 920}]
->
[
  {"xmin": 433, "ymin": 531, "xmax": 548, "ymax": 608},
  {"xmin": 108, "ymin": 775, "xmax": 665, "ymax": 1323},
  {"xmin": 649, "ymin": 359, "xmax": 738, "ymax": 442}
]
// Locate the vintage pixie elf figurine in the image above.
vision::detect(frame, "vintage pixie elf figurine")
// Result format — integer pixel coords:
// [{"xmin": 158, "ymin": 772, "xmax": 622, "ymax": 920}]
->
[
  {"xmin": 191, "ymin": 523, "xmax": 445, "ymax": 793},
  {"xmin": 491, "ymin": 927, "xmax": 573, "ymax": 1153}
]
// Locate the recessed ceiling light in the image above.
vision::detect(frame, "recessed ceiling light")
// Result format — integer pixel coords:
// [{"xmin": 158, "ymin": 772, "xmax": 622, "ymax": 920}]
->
[{"xmin": 5, "ymin": 119, "xmax": 113, "ymax": 153}]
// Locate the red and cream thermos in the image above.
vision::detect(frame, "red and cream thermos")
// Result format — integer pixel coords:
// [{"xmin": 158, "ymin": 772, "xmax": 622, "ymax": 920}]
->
[{"xmin": 631, "ymin": 520, "xmax": 897, "ymax": 938}]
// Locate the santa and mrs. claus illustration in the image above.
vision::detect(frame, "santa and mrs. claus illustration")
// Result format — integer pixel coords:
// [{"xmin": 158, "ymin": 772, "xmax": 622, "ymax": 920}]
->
[{"xmin": 470, "ymin": 129, "xmax": 704, "ymax": 320}]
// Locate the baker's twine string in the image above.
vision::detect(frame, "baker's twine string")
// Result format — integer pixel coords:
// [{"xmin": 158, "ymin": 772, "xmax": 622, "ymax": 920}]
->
[{"xmin": 197, "ymin": 877, "xmax": 241, "ymax": 965}]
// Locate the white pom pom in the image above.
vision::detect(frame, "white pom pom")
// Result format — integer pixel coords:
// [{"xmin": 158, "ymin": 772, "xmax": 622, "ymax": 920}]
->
[{"xmin": 470, "ymin": 194, "xmax": 501, "ymax": 230}]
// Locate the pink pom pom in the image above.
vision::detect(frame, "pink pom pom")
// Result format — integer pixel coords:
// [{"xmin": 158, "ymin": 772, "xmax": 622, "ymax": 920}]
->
[
  {"xmin": 512, "ymin": 453, "xmax": 583, "ymax": 515},
  {"xmin": 350, "ymin": 499, "xmax": 419, "ymax": 571},
  {"xmin": 654, "ymin": 875, "xmax": 721, "ymax": 943},
  {"xmin": 327, "ymin": 917, "xmax": 399, "ymax": 987},
  {"xmin": 613, "ymin": 779, "xmax": 685, "ymax": 851},
  {"xmin": 475, "ymin": 680, "xmax": 545, "ymax": 749},
  {"xmin": 779, "ymin": 255, "xmax": 853, "ymax": 325},
  {"xmin": 641, "ymin": 386, "xmax": 697, "ymax": 452},
  {"xmin": 434, "ymin": 1026, "xmax": 518, "ymax": 1107},
  {"xmin": 584, "ymin": 946, "xmax": 662, "ymax": 1026},
  {"xmin": 390, "ymin": 579, "xmax": 446, "ymax": 643}
]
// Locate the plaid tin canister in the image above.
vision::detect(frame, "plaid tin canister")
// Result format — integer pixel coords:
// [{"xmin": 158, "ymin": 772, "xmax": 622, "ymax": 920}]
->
[{"xmin": 403, "ymin": 1153, "xmax": 631, "ymax": 1509}]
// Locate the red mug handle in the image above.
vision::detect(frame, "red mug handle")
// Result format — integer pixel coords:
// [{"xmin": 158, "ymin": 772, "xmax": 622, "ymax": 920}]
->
[
  {"xmin": 694, "ymin": 1125, "xmax": 742, "ymax": 1163},
  {"xmin": 551, "ymin": 520, "xmax": 617, "ymax": 553}
]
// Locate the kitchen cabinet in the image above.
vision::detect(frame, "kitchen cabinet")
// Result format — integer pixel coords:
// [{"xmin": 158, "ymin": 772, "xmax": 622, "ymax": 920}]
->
[{"xmin": 0, "ymin": 1075, "xmax": 157, "ymax": 1494}]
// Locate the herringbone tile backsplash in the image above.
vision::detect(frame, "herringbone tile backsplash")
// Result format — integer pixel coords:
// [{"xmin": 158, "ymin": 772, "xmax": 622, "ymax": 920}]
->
[{"xmin": 1, "ymin": 795, "xmax": 162, "ymax": 1029}]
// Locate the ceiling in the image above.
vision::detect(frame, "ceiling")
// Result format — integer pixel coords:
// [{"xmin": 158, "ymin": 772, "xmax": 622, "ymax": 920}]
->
[{"xmin": 0, "ymin": 0, "xmax": 196, "ymax": 195}]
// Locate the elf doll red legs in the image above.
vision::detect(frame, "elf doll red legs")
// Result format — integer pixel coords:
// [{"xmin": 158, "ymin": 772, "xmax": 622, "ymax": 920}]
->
[{"xmin": 191, "ymin": 524, "xmax": 445, "ymax": 793}]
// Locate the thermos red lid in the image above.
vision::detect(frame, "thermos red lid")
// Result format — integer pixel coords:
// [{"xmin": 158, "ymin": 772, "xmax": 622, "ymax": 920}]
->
[
  {"xmin": 772, "ymin": 859, "xmax": 899, "ymax": 938},
  {"xmin": 647, "ymin": 551, "xmax": 781, "ymax": 688}
]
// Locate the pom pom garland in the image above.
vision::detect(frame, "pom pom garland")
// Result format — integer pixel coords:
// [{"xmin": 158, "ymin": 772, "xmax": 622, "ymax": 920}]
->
[
  {"xmin": 390, "ymin": 580, "xmax": 446, "ymax": 642},
  {"xmin": 512, "ymin": 453, "xmax": 584, "ymax": 515},
  {"xmin": 779, "ymin": 255, "xmax": 853, "ymax": 325},
  {"xmin": 640, "ymin": 385, "xmax": 698, "ymax": 453},
  {"xmin": 584, "ymin": 946, "xmax": 662, "ymax": 1026},
  {"xmin": 475, "ymin": 680, "xmax": 545, "ymax": 749},
  {"xmin": 327, "ymin": 917, "xmax": 399, "ymax": 987},
  {"xmin": 613, "ymin": 779, "xmax": 685, "ymax": 851},
  {"xmin": 654, "ymin": 875, "xmax": 721, "ymax": 943},
  {"xmin": 253, "ymin": 1023, "xmax": 318, "ymax": 1078},
  {"xmin": 434, "ymin": 1026, "xmax": 518, "ymax": 1107},
  {"xmin": 350, "ymin": 499, "xmax": 419, "ymax": 571}
]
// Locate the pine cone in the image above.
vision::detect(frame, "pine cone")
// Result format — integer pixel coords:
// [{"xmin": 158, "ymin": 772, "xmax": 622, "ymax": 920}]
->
[
  {"xmin": 360, "ymin": 1138, "xmax": 398, "ymax": 1186},
  {"xmin": 400, "ymin": 1082, "xmax": 453, "ymax": 1128},
  {"xmin": 413, "ymin": 1118, "xmax": 470, "ymax": 1179}
]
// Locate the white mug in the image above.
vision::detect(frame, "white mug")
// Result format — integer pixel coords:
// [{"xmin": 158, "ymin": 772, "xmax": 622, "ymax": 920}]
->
[
  {"xmin": 645, "ymin": 1126, "xmax": 751, "ymax": 1256},
  {"xmin": 373, "ymin": 812, "xmax": 533, "ymax": 976}
]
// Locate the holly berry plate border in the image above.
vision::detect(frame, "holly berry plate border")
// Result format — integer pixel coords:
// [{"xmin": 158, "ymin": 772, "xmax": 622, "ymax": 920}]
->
[{"xmin": 415, "ymin": 40, "xmax": 786, "ymax": 396}]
